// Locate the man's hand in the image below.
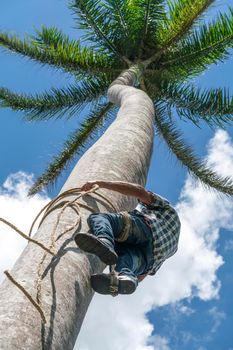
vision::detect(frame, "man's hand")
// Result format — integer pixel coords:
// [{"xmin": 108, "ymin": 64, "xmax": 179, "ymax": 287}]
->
[{"xmin": 80, "ymin": 181, "xmax": 98, "ymax": 192}]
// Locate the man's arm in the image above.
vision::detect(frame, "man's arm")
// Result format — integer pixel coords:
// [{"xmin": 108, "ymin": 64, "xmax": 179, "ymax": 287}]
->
[{"xmin": 80, "ymin": 180, "xmax": 153, "ymax": 205}]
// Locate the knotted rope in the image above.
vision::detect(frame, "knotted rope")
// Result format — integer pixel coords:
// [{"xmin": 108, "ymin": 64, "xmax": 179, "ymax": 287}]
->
[{"xmin": 1, "ymin": 185, "xmax": 117, "ymax": 323}]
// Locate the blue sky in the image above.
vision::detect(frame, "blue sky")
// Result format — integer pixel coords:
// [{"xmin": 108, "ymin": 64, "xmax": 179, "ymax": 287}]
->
[{"xmin": 0, "ymin": 1, "xmax": 233, "ymax": 349}]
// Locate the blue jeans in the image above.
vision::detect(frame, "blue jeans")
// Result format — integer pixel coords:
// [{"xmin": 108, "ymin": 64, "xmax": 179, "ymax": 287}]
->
[{"xmin": 87, "ymin": 213, "xmax": 154, "ymax": 282}]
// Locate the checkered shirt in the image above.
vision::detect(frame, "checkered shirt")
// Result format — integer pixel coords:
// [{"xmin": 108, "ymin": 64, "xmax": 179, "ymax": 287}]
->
[{"xmin": 132, "ymin": 191, "xmax": 181, "ymax": 275}]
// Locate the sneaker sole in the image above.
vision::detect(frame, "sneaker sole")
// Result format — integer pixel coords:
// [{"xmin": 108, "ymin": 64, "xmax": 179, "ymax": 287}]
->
[
  {"xmin": 91, "ymin": 274, "xmax": 136, "ymax": 295},
  {"xmin": 75, "ymin": 233, "xmax": 118, "ymax": 265}
]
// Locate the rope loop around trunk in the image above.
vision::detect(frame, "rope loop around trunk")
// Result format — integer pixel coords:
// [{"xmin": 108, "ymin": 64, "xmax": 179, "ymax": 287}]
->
[{"xmin": 1, "ymin": 185, "xmax": 116, "ymax": 323}]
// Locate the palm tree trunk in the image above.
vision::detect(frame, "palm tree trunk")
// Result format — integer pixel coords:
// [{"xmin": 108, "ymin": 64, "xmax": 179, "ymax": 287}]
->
[{"xmin": 0, "ymin": 67, "xmax": 155, "ymax": 349}]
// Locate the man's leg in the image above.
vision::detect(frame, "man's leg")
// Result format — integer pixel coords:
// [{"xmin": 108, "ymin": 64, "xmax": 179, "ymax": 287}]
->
[
  {"xmin": 75, "ymin": 212, "xmax": 154, "ymax": 287},
  {"xmin": 75, "ymin": 213, "xmax": 124, "ymax": 265},
  {"xmin": 115, "ymin": 242, "xmax": 150, "ymax": 279},
  {"xmin": 87, "ymin": 212, "xmax": 125, "ymax": 247},
  {"xmin": 91, "ymin": 243, "xmax": 152, "ymax": 296}
]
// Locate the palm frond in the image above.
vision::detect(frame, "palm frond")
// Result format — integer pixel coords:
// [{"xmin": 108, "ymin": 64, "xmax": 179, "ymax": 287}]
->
[
  {"xmin": 28, "ymin": 102, "xmax": 115, "ymax": 195},
  {"xmin": 70, "ymin": 0, "xmax": 124, "ymax": 60},
  {"xmin": 156, "ymin": 0, "xmax": 214, "ymax": 48},
  {"xmin": 105, "ymin": 0, "xmax": 130, "ymax": 37},
  {"xmin": 0, "ymin": 29, "xmax": 114, "ymax": 77},
  {"xmin": 135, "ymin": 0, "xmax": 167, "ymax": 57},
  {"xmin": 161, "ymin": 9, "xmax": 233, "ymax": 79},
  {"xmin": 0, "ymin": 77, "xmax": 109, "ymax": 120},
  {"xmin": 100, "ymin": 0, "xmax": 145, "ymax": 59},
  {"xmin": 158, "ymin": 83, "xmax": 233, "ymax": 127},
  {"xmin": 120, "ymin": 0, "xmax": 166, "ymax": 56},
  {"xmin": 102, "ymin": 0, "xmax": 130, "ymax": 56},
  {"xmin": 31, "ymin": 26, "xmax": 118, "ymax": 75},
  {"xmin": 154, "ymin": 103, "xmax": 233, "ymax": 195}
]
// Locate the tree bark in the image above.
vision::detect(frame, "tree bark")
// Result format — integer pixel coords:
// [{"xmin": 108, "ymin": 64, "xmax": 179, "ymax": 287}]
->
[{"xmin": 0, "ymin": 68, "xmax": 155, "ymax": 349}]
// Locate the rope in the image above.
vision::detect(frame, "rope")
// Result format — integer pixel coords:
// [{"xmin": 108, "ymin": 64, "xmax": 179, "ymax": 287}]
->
[
  {"xmin": 0, "ymin": 218, "xmax": 54, "ymax": 255},
  {"xmin": 4, "ymin": 270, "xmax": 46, "ymax": 324},
  {"xmin": 1, "ymin": 185, "xmax": 116, "ymax": 323},
  {"xmin": 34, "ymin": 185, "xmax": 104, "ymax": 311}
]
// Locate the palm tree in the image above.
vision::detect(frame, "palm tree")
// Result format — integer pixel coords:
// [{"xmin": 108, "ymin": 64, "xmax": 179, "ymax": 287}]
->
[{"xmin": 0, "ymin": 0, "xmax": 233, "ymax": 348}]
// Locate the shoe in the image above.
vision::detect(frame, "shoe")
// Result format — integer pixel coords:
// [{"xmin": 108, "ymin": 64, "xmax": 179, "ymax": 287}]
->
[
  {"xmin": 91, "ymin": 273, "xmax": 137, "ymax": 296},
  {"xmin": 75, "ymin": 233, "xmax": 118, "ymax": 265}
]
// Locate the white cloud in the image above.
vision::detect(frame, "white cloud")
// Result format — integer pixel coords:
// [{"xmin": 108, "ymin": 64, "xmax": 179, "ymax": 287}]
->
[
  {"xmin": 176, "ymin": 303, "xmax": 195, "ymax": 316},
  {"xmin": 224, "ymin": 238, "xmax": 233, "ymax": 252},
  {"xmin": 148, "ymin": 335, "xmax": 171, "ymax": 350},
  {"xmin": 0, "ymin": 172, "xmax": 50, "ymax": 282},
  {"xmin": 0, "ymin": 130, "xmax": 232, "ymax": 350},
  {"xmin": 208, "ymin": 306, "xmax": 226, "ymax": 334}
]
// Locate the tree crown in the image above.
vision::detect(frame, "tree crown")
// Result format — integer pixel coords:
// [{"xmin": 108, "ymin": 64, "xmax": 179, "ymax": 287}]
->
[{"xmin": 0, "ymin": 0, "xmax": 233, "ymax": 195}]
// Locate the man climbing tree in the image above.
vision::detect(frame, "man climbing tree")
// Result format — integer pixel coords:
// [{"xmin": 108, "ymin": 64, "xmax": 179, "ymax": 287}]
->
[
  {"xmin": 0, "ymin": 0, "xmax": 233, "ymax": 348},
  {"xmin": 75, "ymin": 180, "xmax": 180, "ymax": 296}
]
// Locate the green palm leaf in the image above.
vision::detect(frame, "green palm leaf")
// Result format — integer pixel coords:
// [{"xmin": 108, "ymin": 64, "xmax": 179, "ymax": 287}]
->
[
  {"xmin": 161, "ymin": 9, "xmax": 233, "ymax": 78},
  {"xmin": 0, "ymin": 77, "xmax": 109, "ymax": 120},
  {"xmin": 70, "ymin": 0, "xmax": 125, "ymax": 60},
  {"xmin": 31, "ymin": 26, "xmax": 119, "ymax": 75},
  {"xmin": 159, "ymin": 83, "xmax": 233, "ymax": 127},
  {"xmin": 154, "ymin": 104, "xmax": 233, "ymax": 195},
  {"xmin": 28, "ymin": 102, "xmax": 115, "ymax": 195},
  {"xmin": 70, "ymin": 0, "xmax": 166, "ymax": 61},
  {"xmin": 0, "ymin": 29, "xmax": 114, "ymax": 77},
  {"xmin": 98, "ymin": 0, "xmax": 131, "ymax": 56},
  {"xmin": 133, "ymin": 0, "xmax": 166, "ymax": 57},
  {"xmin": 157, "ymin": 0, "xmax": 214, "ymax": 48}
]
